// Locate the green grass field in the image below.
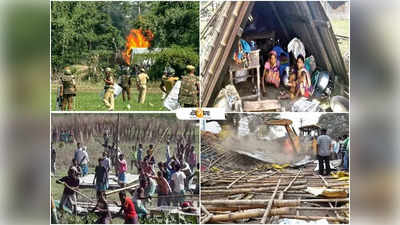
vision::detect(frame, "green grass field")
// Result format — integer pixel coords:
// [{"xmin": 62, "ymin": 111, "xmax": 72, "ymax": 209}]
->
[{"xmin": 51, "ymin": 88, "xmax": 167, "ymax": 111}]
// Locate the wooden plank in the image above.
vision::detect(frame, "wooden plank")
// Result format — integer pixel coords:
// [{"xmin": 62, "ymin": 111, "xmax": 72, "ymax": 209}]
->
[{"xmin": 243, "ymin": 100, "xmax": 281, "ymax": 112}]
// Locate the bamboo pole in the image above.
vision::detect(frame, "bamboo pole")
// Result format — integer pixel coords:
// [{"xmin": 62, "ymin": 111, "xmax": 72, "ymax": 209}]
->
[
  {"xmin": 260, "ymin": 178, "xmax": 281, "ymax": 223},
  {"xmin": 201, "ymin": 185, "xmax": 306, "ymax": 195},
  {"xmin": 208, "ymin": 207, "xmax": 295, "ymax": 223},
  {"xmin": 248, "ymin": 171, "xmax": 278, "ymax": 182},
  {"xmin": 202, "ymin": 198, "xmax": 348, "ymax": 205},
  {"xmin": 202, "ymin": 180, "xmax": 307, "ymax": 190},
  {"xmin": 202, "ymin": 199, "xmax": 300, "ymax": 207},
  {"xmin": 59, "ymin": 181, "xmax": 95, "ymax": 203},
  {"xmin": 105, "ymin": 184, "xmax": 139, "ymax": 196},
  {"xmin": 319, "ymin": 175, "xmax": 330, "ymax": 187},
  {"xmin": 201, "ymin": 213, "xmax": 214, "ymax": 224},
  {"xmin": 226, "ymin": 168, "xmax": 258, "ymax": 189},
  {"xmin": 281, "ymin": 215, "xmax": 349, "ymax": 223}
]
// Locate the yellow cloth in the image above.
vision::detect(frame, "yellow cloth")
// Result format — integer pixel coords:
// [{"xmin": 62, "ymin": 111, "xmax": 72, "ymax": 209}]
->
[
  {"xmin": 103, "ymin": 89, "xmax": 114, "ymax": 110},
  {"xmin": 164, "ymin": 77, "xmax": 179, "ymax": 93}
]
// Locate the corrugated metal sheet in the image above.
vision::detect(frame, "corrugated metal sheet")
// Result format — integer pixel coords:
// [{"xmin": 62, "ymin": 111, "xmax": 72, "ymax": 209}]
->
[{"xmin": 201, "ymin": 1, "xmax": 348, "ymax": 107}]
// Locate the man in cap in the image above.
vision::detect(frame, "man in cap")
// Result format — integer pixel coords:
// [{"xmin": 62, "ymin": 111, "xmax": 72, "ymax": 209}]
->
[
  {"xmin": 178, "ymin": 65, "xmax": 199, "ymax": 107},
  {"xmin": 103, "ymin": 67, "xmax": 114, "ymax": 111},
  {"xmin": 59, "ymin": 68, "xmax": 77, "ymax": 111},
  {"xmin": 136, "ymin": 68, "xmax": 149, "ymax": 104},
  {"xmin": 161, "ymin": 67, "xmax": 179, "ymax": 99},
  {"xmin": 119, "ymin": 66, "xmax": 132, "ymax": 106}
]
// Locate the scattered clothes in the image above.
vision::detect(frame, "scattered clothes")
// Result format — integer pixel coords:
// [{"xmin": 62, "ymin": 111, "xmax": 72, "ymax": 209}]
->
[
  {"xmin": 291, "ymin": 97, "xmax": 321, "ymax": 112},
  {"xmin": 279, "ymin": 218, "xmax": 329, "ymax": 224},
  {"xmin": 288, "ymin": 37, "xmax": 306, "ymax": 59},
  {"xmin": 305, "ymin": 187, "xmax": 348, "ymax": 198},
  {"xmin": 213, "ymin": 84, "xmax": 242, "ymax": 112},
  {"xmin": 305, "ymin": 55, "xmax": 316, "ymax": 74},
  {"xmin": 233, "ymin": 39, "xmax": 251, "ymax": 65},
  {"xmin": 204, "ymin": 121, "xmax": 222, "ymax": 134}
]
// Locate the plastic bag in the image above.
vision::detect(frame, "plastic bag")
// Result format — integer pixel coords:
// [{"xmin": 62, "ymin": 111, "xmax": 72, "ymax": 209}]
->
[{"xmin": 163, "ymin": 80, "xmax": 182, "ymax": 111}]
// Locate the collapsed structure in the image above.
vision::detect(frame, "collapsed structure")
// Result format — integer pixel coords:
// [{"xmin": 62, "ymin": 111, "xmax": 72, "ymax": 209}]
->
[
  {"xmin": 200, "ymin": 117, "xmax": 349, "ymax": 224},
  {"xmin": 200, "ymin": 1, "xmax": 349, "ymax": 112}
]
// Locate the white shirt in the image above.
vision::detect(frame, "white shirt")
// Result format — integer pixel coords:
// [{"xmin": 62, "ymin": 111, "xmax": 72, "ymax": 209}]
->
[
  {"xmin": 101, "ymin": 157, "xmax": 111, "ymax": 172},
  {"xmin": 171, "ymin": 171, "xmax": 186, "ymax": 192},
  {"xmin": 74, "ymin": 148, "xmax": 83, "ymax": 163},
  {"xmin": 81, "ymin": 150, "xmax": 89, "ymax": 165}
]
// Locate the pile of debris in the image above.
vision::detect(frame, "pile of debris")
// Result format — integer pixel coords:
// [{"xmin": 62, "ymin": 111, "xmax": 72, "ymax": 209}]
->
[{"xmin": 200, "ymin": 145, "xmax": 349, "ymax": 224}]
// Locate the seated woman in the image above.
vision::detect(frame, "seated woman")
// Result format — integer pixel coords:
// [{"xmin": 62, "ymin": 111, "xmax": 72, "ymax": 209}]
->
[{"xmin": 262, "ymin": 50, "xmax": 280, "ymax": 94}]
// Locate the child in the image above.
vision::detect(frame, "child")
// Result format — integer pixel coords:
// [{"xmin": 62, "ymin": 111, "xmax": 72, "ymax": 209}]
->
[
  {"xmin": 297, "ymin": 70, "xmax": 311, "ymax": 98},
  {"xmin": 118, "ymin": 154, "xmax": 127, "ymax": 188}
]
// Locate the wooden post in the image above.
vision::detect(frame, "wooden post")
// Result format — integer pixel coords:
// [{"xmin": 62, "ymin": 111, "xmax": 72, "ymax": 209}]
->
[
  {"xmin": 226, "ymin": 168, "xmax": 257, "ymax": 189},
  {"xmin": 260, "ymin": 178, "xmax": 281, "ymax": 223},
  {"xmin": 256, "ymin": 66, "xmax": 260, "ymax": 100}
]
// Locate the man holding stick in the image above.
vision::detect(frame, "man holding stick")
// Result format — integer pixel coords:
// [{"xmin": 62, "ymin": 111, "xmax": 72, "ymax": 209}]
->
[{"xmin": 56, "ymin": 167, "xmax": 80, "ymax": 214}]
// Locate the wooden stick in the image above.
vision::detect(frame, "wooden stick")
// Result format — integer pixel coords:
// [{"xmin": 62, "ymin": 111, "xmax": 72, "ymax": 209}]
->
[
  {"xmin": 209, "ymin": 207, "xmax": 295, "ymax": 223},
  {"xmin": 248, "ymin": 171, "xmax": 277, "ymax": 182},
  {"xmin": 59, "ymin": 181, "xmax": 95, "ymax": 203},
  {"xmin": 260, "ymin": 178, "xmax": 280, "ymax": 223},
  {"xmin": 105, "ymin": 184, "xmax": 139, "ymax": 196},
  {"xmin": 201, "ymin": 213, "xmax": 214, "ymax": 224},
  {"xmin": 201, "ymin": 185, "xmax": 306, "ymax": 195},
  {"xmin": 202, "ymin": 199, "xmax": 300, "ymax": 207},
  {"xmin": 226, "ymin": 168, "xmax": 258, "ymax": 189},
  {"xmin": 202, "ymin": 180, "xmax": 307, "ymax": 190},
  {"xmin": 201, "ymin": 204, "xmax": 210, "ymax": 215},
  {"xmin": 319, "ymin": 175, "xmax": 329, "ymax": 187},
  {"xmin": 281, "ymin": 215, "xmax": 349, "ymax": 223}
]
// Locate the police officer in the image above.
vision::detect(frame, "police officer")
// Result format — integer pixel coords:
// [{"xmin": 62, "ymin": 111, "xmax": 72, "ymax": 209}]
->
[
  {"xmin": 161, "ymin": 67, "xmax": 179, "ymax": 99},
  {"xmin": 179, "ymin": 65, "xmax": 199, "ymax": 107},
  {"xmin": 119, "ymin": 66, "xmax": 132, "ymax": 104},
  {"xmin": 103, "ymin": 67, "xmax": 114, "ymax": 111},
  {"xmin": 60, "ymin": 69, "xmax": 77, "ymax": 111},
  {"xmin": 136, "ymin": 68, "xmax": 149, "ymax": 104}
]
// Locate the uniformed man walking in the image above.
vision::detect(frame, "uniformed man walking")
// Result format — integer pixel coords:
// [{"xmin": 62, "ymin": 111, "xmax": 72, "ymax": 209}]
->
[
  {"xmin": 119, "ymin": 66, "xmax": 132, "ymax": 107},
  {"xmin": 103, "ymin": 67, "xmax": 115, "ymax": 111},
  {"xmin": 136, "ymin": 68, "xmax": 149, "ymax": 104},
  {"xmin": 59, "ymin": 69, "xmax": 77, "ymax": 111},
  {"xmin": 179, "ymin": 65, "xmax": 199, "ymax": 107},
  {"xmin": 161, "ymin": 67, "xmax": 179, "ymax": 99}
]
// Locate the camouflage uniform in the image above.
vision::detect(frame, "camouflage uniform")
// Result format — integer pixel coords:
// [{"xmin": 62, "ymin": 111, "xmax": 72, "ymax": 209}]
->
[
  {"xmin": 60, "ymin": 69, "xmax": 76, "ymax": 111},
  {"xmin": 179, "ymin": 73, "xmax": 199, "ymax": 107},
  {"xmin": 137, "ymin": 70, "xmax": 149, "ymax": 104},
  {"xmin": 119, "ymin": 72, "xmax": 132, "ymax": 102},
  {"xmin": 103, "ymin": 68, "xmax": 114, "ymax": 111}
]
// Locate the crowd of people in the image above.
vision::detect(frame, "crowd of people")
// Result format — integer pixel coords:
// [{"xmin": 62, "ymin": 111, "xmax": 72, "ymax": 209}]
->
[
  {"xmin": 58, "ymin": 64, "xmax": 199, "ymax": 111},
  {"xmin": 316, "ymin": 129, "xmax": 350, "ymax": 176},
  {"xmin": 53, "ymin": 137, "xmax": 198, "ymax": 224}
]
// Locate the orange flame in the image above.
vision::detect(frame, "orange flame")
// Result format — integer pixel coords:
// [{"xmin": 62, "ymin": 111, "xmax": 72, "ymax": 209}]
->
[{"xmin": 122, "ymin": 29, "xmax": 154, "ymax": 65}]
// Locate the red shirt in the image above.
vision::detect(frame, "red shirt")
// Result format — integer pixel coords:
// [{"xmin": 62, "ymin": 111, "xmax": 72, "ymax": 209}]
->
[{"xmin": 123, "ymin": 197, "xmax": 137, "ymax": 220}]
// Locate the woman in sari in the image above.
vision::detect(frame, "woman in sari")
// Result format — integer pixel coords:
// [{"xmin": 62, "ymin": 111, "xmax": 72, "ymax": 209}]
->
[{"xmin": 262, "ymin": 50, "xmax": 280, "ymax": 94}]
